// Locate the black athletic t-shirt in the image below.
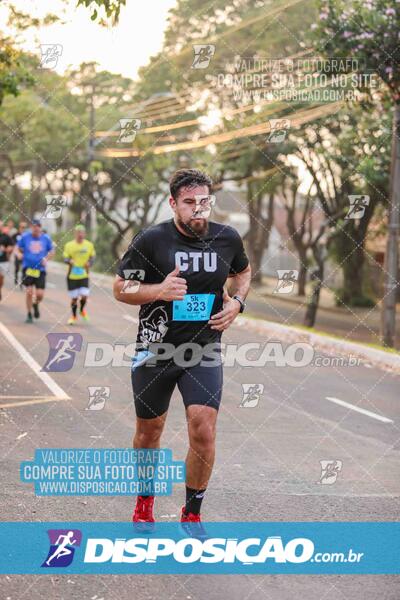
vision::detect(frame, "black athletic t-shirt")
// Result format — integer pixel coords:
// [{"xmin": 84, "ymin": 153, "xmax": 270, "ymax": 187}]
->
[
  {"xmin": 0, "ymin": 233, "xmax": 13, "ymax": 262},
  {"xmin": 117, "ymin": 219, "xmax": 249, "ymax": 350}
]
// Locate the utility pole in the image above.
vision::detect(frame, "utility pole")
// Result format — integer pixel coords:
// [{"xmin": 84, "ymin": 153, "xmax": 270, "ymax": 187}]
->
[
  {"xmin": 382, "ymin": 104, "xmax": 400, "ymax": 347},
  {"xmin": 85, "ymin": 83, "xmax": 96, "ymax": 232}
]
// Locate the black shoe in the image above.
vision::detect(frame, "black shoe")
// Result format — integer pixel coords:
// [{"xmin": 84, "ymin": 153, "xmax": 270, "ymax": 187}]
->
[
  {"xmin": 33, "ymin": 303, "xmax": 40, "ymax": 319},
  {"xmin": 25, "ymin": 313, "xmax": 33, "ymax": 324}
]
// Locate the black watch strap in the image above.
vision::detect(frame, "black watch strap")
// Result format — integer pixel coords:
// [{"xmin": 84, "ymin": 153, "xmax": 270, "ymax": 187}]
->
[{"xmin": 233, "ymin": 295, "xmax": 245, "ymax": 313}]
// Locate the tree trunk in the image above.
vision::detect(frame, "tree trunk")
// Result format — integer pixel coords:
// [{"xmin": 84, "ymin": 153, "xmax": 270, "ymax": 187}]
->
[
  {"xmin": 297, "ymin": 254, "xmax": 307, "ymax": 296},
  {"xmin": 304, "ymin": 246, "xmax": 324, "ymax": 327},
  {"xmin": 340, "ymin": 242, "xmax": 365, "ymax": 306},
  {"xmin": 382, "ymin": 103, "xmax": 400, "ymax": 347},
  {"xmin": 246, "ymin": 183, "xmax": 274, "ymax": 285}
]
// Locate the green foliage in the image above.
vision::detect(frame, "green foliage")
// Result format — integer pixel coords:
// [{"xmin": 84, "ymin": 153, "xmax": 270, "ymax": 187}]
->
[
  {"xmin": 0, "ymin": 38, "xmax": 35, "ymax": 105},
  {"xmin": 76, "ymin": 0, "xmax": 127, "ymax": 26},
  {"xmin": 334, "ymin": 288, "xmax": 376, "ymax": 308},
  {"xmin": 313, "ymin": 0, "xmax": 400, "ymax": 101},
  {"xmin": 91, "ymin": 218, "xmax": 119, "ymax": 273}
]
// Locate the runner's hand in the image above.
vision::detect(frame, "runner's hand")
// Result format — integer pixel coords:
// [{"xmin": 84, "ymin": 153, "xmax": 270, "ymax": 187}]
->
[
  {"xmin": 159, "ymin": 265, "xmax": 187, "ymax": 301},
  {"xmin": 208, "ymin": 290, "xmax": 240, "ymax": 331}
]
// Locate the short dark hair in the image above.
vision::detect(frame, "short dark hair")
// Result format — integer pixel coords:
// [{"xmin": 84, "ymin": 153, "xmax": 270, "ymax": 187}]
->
[{"xmin": 169, "ymin": 168, "xmax": 213, "ymax": 200}]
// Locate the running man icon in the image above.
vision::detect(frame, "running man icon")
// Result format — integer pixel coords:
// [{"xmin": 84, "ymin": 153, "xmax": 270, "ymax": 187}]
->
[
  {"xmin": 42, "ymin": 529, "xmax": 82, "ymax": 568},
  {"xmin": 46, "ymin": 531, "xmax": 76, "ymax": 565},
  {"xmin": 42, "ymin": 333, "xmax": 83, "ymax": 372}
]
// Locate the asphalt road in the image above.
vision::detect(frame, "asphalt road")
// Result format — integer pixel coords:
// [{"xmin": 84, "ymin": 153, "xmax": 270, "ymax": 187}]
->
[{"xmin": 0, "ymin": 265, "xmax": 399, "ymax": 599}]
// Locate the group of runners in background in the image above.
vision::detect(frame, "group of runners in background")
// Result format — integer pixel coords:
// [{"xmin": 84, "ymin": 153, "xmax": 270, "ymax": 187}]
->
[{"xmin": 0, "ymin": 219, "xmax": 95, "ymax": 324}]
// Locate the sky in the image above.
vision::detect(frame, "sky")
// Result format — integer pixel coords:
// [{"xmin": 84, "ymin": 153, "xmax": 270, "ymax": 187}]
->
[{"xmin": 3, "ymin": 0, "xmax": 177, "ymax": 80}]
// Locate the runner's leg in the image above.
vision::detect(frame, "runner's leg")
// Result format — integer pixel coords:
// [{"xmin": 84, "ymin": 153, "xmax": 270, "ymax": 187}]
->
[
  {"xmin": 26, "ymin": 286, "xmax": 33, "ymax": 314},
  {"xmin": 71, "ymin": 298, "xmax": 78, "ymax": 317},
  {"xmin": 178, "ymin": 358, "xmax": 222, "ymax": 515},
  {"xmin": 131, "ymin": 360, "xmax": 176, "ymax": 520},
  {"xmin": 133, "ymin": 413, "xmax": 167, "ymax": 450},
  {"xmin": 185, "ymin": 405, "xmax": 218, "ymax": 488},
  {"xmin": 80, "ymin": 295, "xmax": 87, "ymax": 313}
]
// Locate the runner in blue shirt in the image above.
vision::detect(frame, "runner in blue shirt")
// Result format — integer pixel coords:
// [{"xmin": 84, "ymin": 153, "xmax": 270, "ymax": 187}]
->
[{"xmin": 17, "ymin": 219, "xmax": 54, "ymax": 323}]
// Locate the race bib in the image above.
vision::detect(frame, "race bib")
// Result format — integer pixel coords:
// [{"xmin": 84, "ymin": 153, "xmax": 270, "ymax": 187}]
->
[
  {"xmin": 71, "ymin": 266, "xmax": 86, "ymax": 276},
  {"xmin": 25, "ymin": 268, "xmax": 40, "ymax": 278},
  {"xmin": 173, "ymin": 293, "xmax": 215, "ymax": 321}
]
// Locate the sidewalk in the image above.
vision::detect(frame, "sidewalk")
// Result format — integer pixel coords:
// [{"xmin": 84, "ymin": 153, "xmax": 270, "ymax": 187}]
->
[
  {"xmin": 254, "ymin": 274, "xmax": 388, "ymax": 314},
  {"xmin": 244, "ymin": 274, "xmax": 400, "ymax": 350}
]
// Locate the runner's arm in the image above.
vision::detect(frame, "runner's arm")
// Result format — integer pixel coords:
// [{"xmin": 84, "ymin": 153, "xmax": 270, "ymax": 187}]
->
[
  {"xmin": 113, "ymin": 266, "xmax": 187, "ymax": 306},
  {"xmin": 208, "ymin": 264, "xmax": 251, "ymax": 331},
  {"xmin": 226, "ymin": 263, "xmax": 251, "ymax": 300},
  {"xmin": 41, "ymin": 247, "xmax": 54, "ymax": 266},
  {"xmin": 113, "ymin": 275, "xmax": 165, "ymax": 305},
  {"xmin": 5, "ymin": 240, "xmax": 14, "ymax": 257}
]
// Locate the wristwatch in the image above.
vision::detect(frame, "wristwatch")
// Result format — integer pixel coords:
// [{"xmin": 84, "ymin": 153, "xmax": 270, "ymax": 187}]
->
[{"xmin": 232, "ymin": 295, "xmax": 246, "ymax": 313}]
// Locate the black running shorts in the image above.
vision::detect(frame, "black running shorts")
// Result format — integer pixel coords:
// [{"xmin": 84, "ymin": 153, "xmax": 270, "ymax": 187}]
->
[
  {"xmin": 22, "ymin": 268, "xmax": 46, "ymax": 289},
  {"xmin": 131, "ymin": 354, "xmax": 223, "ymax": 419},
  {"xmin": 67, "ymin": 277, "xmax": 89, "ymax": 290}
]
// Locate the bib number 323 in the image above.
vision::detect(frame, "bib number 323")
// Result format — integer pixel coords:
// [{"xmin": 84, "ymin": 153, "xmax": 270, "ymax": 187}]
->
[{"xmin": 173, "ymin": 293, "xmax": 215, "ymax": 321}]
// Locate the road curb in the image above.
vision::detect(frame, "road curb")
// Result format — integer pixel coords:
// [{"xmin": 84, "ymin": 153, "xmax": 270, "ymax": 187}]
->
[{"xmin": 236, "ymin": 316, "xmax": 400, "ymax": 375}]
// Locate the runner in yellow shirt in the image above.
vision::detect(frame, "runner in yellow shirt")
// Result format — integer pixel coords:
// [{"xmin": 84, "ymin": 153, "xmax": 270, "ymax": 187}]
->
[{"xmin": 63, "ymin": 224, "xmax": 95, "ymax": 325}]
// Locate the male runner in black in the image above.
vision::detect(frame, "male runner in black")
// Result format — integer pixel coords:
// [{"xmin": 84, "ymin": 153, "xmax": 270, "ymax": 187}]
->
[
  {"xmin": 12, "ymin": 221, "xmax": 27, "ymax": 286},
  {"xmin": 114, "ymin": 169, "xmax": 251, "ymax": 531},
  {"xmin": 0, "ymin": 220, "xmax": 14, "ymax": 301}
]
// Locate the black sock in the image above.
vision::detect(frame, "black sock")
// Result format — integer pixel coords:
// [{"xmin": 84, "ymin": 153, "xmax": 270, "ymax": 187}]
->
[
  {"xmin": 71, "ymin": 301, "xmax": 77, "ymax": 317},
  {"xmin": 184, "ymin": 486, "xmax": 206, "ymax": 515},
  {"xmin": 80, "ymin": 297, "xmax": 86, "ymax": 312}
]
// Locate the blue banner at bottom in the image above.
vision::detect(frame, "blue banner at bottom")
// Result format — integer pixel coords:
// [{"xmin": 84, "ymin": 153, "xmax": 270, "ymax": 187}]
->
[{"xmin": 0, "ymin": 522, "xmax": 399, "ymax": 574}]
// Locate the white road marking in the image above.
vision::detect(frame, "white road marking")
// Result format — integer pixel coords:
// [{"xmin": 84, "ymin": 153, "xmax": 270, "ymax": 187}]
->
[
  {"xmin": 325, "ymin": 396, "xmax": 393, "ymax": 424},
  {"xmin": 0, "ymin": 396, "xmax": 68, "ymax": 409},
  {"xmin": 123, "ymin": 314, "xmax": 139, "ymax": 324},
  {"xmin": 0, "ymin": 321, "xmax": 70, "ymax": 401}
]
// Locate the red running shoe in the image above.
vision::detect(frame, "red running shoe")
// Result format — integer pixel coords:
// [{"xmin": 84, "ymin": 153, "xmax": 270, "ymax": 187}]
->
[
  {"xmin": 180, "ymin": 506, "xmax": 208, "ymax": 540},
  {"xmin": 133, "ymin": 495, "xmax": 155, "ymax": 531}
]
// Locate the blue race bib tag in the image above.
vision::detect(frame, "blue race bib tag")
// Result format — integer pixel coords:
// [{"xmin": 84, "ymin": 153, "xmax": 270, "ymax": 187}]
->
[
  {"xmin": 173, "ymin": 293, "xmax": 215, "ymax": 321},
  {"xmin": 131, "ymin": 350, "xmax": 155, "ymax": 371},
  {"xmin": 71, "ymin": 266, "xmax": 85, "ymax": 276}
]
